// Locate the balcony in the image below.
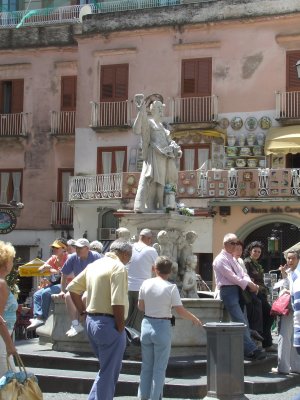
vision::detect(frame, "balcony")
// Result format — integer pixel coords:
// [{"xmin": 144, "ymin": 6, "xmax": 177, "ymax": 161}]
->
[
  {"xmin": 0, "ymin": 0, "xmax": 183, "ymax": 29},
  {"xmin": 50, "ymin": 111, "xmax": 75, "ymax": 136},
  {"xmin": 90, "ymin": 101, "xmax": 131, "ymax": 130},
  {"xmin": 0, "ymin": 113, "xmax": 29, "ymax": 137},
  {"xmin": 69, "ymin": 169, "xmax": 300, "ymax": 205},
  {"xmin": 275, "ymin": 91, "xmax": 300, "ymax": 121},
  {"xmin": 171, "ymin": 95, "xmax": 218, "ymax": 125},
  {"xmin": 51, "ymin": 201, "xmax": 73, "ymax": 228}
]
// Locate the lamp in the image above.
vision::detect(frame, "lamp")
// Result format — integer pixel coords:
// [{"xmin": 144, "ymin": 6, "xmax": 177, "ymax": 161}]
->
[{"xmin": 296, "ymin": 60, "xmax": 300, "ymax": 79}]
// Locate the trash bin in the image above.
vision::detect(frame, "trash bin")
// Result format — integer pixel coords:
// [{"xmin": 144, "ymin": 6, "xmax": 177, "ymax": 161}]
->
[{"xmin": 203, "ymin": 322, "xmax": 248, "ymax": 400}]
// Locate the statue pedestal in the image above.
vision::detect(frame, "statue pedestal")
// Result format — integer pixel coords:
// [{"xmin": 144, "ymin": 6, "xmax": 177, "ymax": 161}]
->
[
  {"xmin": 118, "ymin": 211, "xmax": 193, "ymax": 234},
  {"xmin": 36, "ymin": 297, "xmax": 225, "ymax": 352}
]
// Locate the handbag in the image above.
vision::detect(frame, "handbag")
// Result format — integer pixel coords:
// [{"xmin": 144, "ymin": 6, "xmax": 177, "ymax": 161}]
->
[
  {"xmin": 270, "ymin": 292, "xmax": 291, "ymax": 316},
  {"xmin": 125, "ymin": 326, "xmax": 141, "ymax": 346},
  {"xmin": 0, "ymin": 353, "xmax": 43, "ymax": 400}
]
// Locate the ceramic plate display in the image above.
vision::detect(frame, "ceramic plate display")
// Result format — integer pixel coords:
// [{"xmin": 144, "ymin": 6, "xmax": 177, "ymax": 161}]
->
[
  {"xmin": 240, "ymin": 147, "xmax": 251, "ymax": 156},
  {"xmin": 247, "ymin": 158, "xmax": 258, "ymax": 168},
  {"xmin": 230, "ymin": 116, "xmax": 243, "ymax": 130},
  {"xmin": 259, "ymin": 116, "xmax": 272, "ymax": 130},
  {"xmin": 236, "ymin": 159, "xmax": 247, "ymax": 168},
  {"xmin": 245, "ymin": 116, "xmax": 258, "ymax": 131},
  {"xmin": 218, "ymin": 117, "xmax": 230, "ymax": 130},
  {"xmin": 226, "ymin": 146, "xmax": 238, "ymax": 156}
]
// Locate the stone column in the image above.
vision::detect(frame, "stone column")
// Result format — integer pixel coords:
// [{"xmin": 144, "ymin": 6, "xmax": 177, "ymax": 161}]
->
[{"xmin": 203, "ymin": 322, "xmax": 248, "ymax": 400}]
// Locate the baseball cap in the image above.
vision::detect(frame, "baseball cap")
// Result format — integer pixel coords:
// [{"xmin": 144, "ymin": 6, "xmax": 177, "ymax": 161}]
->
[
  {"xmin": 51, "ymin": 240, "xmax": 67, "ymax": 250},
  {"xmin": 74, "ymin": 238, "xmax": 90, "ymax": 248},
  {"xmin": 139, "ymin": 229, "xmax": 153, "ymax": 238},
  {"xmin": 67, "ymin": 239, "xmax": 76, "ymax": 247}
]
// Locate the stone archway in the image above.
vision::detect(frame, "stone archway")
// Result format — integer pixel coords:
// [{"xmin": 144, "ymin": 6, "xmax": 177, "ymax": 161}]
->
[
  {"xmin": 236, "ymin": 214, "xmax": 300, "ymax": 241},
  {"xmin": 236, "ymin": 214, "xmax": 300, "ymax": 270}
]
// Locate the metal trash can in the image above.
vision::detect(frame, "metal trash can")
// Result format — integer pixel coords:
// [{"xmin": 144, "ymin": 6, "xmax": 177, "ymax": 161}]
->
[{"xmin": 203, "ymin": 322, "xmax": 248, "ymax": 400}]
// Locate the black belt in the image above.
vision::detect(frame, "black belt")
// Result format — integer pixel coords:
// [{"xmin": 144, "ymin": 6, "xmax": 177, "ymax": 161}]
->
[
  {"xmin": 145, "ymin": 315, "xmax": 171, "ymax": 320},
  {"xmin": 87, "ymin": 313, "xmax": 114, "ymax": 318}
]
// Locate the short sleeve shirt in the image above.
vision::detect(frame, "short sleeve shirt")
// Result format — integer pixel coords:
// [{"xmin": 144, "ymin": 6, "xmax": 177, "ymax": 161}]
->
[{"xmin": 61, "ymin": 251, "xmax": 102, "ymax": 277}]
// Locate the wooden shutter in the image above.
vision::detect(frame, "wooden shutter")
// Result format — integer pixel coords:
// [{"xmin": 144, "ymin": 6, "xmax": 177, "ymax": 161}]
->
[
  {"xmin": 100, "ymin": 64, "xmax": 128, "ymax": 101},
  {"xmin": 287, "ymin": 51, "xmax": 300, "ymax": 92},
  {"xmin": 115, "ymin": 65, "xmax": 128, "ymax": 100},
  {"xmin": 0, "ymin": 81, "xmax": 3, "ymax": 114},
  {"xmin": 61, "ymin": 76, "xmax": 77, "ymax": 111},
  {"xmin": 182, "ymin": 58, "xmax": 212, "ymax": 97},
  {"xmin": 11, "ymin": 79, "xmax": 24, "ymax": 113}
]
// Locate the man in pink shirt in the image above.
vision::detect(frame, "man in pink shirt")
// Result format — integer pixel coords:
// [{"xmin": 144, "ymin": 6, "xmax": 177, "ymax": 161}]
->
[{"xmin": 213, "ymin": 233, "xmax": 266, "ymax": 360}]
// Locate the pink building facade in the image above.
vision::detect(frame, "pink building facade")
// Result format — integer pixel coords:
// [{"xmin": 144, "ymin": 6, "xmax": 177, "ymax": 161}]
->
[{"xmin": 1, "ymin": 0, "xmax": 300, "ymax": 294}]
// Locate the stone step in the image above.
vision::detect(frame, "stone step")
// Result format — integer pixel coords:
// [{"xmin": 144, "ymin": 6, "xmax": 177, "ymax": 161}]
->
[{"xmin": 24, "ymin": 366, "xmax": 300, "ymax": 398}]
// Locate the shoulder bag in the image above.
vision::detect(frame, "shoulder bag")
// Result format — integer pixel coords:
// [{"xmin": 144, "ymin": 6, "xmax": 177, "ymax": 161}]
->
[
  {"xmin": 270, "ymin": 292, "xmax": 291, "ymax": 316},
  {"xmin": 0, "ymin": 353, "xmax": 43, "ymax": 400}
]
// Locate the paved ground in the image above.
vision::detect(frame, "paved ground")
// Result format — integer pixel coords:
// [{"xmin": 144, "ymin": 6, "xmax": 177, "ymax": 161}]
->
[{"xmin": 43, "ymin": 387, "xmax": 300, "ymax": 400}]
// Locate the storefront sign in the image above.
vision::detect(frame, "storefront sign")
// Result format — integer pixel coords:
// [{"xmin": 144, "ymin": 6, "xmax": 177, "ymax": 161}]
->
[
  {"xmin": 0, "ymin": 208, "xmax": 17, "ymax": 233},
  {"xmin": 242, "ymin": 206, "xmax": 300, "ymax": 215}
]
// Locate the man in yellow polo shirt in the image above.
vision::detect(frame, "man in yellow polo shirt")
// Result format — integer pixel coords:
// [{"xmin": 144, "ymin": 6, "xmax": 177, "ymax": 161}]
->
[{"xmin": 67, "ymin": 239, "xmax": 132, "ymax": 400}]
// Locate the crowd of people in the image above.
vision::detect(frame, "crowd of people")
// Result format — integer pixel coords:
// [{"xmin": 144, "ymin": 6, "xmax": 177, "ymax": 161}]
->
[{"xmin": 0, "ymin": 229, "xmax": 300, "ymax": 399}]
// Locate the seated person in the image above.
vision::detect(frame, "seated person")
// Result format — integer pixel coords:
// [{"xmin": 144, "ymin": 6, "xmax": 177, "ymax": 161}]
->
[
  {"xmin": 58, "ymin": 238, "xmax": 102, "ymax": 337},
  {"xmin": 181, "ymin": 255, "xmax": 198, "ymax": 298},
  {"xmin": 27, "ymin": 238, "xmax": 68, "ymax": 330}
]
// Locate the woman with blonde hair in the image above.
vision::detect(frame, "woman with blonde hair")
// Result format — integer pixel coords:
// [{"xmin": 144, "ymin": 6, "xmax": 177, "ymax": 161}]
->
[{"xmin": 0, "ymin": 240, "xmax": 17, "ymax": 377}]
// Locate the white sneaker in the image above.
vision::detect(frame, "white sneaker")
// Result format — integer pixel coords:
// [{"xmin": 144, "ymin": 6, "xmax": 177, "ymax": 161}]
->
[
  {"xmin": 66, "ymin": 323, "xmax": 84, "ymax": 337},
  {"xmin": 26, "ymin": 318, "xmax": 44, "ymax": 331}
]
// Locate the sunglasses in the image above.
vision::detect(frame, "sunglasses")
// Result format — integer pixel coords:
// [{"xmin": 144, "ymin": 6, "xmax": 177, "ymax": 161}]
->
[{"xmin": 227, "ymin": 241, "xmax": 238, "ymax": 245}]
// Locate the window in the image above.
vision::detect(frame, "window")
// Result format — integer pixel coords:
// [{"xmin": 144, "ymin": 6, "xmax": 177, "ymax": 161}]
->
[
  {"xmin": 100, "ymin": 64, "xmax": 128, "ymax": 102},
  {"xmin": 180, "ymin": 144, "xmax": 210, "ymax": 170},
  {"xmin": 0, "ymin": 169, "xmax": 22, "ymax": 204},
  {"xmin": 181, "ymin": 58, "xmax": 212, "ymax": 97},
  {"xmin": 61, "ymin": 76, "xmax": 77, "ymax": 111},
  {"xmin": 0, "ymin": 79, "xmax": 24, "ymax": 114},
  {"xmin": 57, "ymin": 169, "xmax": 73, "ymax": 202},
  {"xmin": 286, "ymin": 51, "xmax": 300, "ymax": 92},
  {"xmin": 1, "ymin": 0, "xmax": 23, "ymax": 11},
  {"xmin": 97, "ymin": 147, "xmax": 127, "ymax": 174}
]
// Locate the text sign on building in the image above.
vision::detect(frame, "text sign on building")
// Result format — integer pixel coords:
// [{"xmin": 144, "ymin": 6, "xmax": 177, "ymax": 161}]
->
[
  {"xmin": 0, "ymin": 208, "xmax": 17, "ymax": 234},
  {"xmin": 242, "ymin": 206, "xmax": 300, "ymax": 215}
]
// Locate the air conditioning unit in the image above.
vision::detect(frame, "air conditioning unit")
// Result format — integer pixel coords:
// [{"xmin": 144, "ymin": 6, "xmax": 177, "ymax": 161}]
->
[{"xmin": 98, "ymin": 228, "xmax": 117, "ymax": 241}]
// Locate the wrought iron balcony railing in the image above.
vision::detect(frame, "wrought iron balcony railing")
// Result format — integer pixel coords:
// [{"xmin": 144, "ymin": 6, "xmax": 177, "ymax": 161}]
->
[
  {"xmin": 51, "ymin": 201, "xmax": 73, "ymax": 227},
  {"xmin": 90, "ymin": 101, "xmax": 131, "ymax": 128},
  {"xmin": 50, "ymin": 111, "xmax": 75, "ymax": 136},
  {"xmin": 275, "ymin": 91, "xmax": 300, "ymax": 119},
  {"xmin": 0, "ymin": 113, "xmax": 29, "ymax": 137},
  {"xmin": 171, "ymin": 95, "xmax": 218, "ymax": 124}
]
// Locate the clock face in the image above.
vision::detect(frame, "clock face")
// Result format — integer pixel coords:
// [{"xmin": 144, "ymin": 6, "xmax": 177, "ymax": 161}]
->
[{"xmin": 0, "ymin": 209, "xmax": 17, "ymax": 234}]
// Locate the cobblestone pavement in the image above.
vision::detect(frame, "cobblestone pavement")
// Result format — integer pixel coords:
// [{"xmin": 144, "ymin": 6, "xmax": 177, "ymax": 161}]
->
[{"xmin": 43, "ymin": 387, "xmax": 300, "ymax": 400}]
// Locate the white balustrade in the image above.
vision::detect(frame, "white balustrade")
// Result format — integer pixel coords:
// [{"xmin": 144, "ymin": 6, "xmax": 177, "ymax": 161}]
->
[{"xmin": 69, "ymin": 173, "xmax": 123, "ymax": 201}]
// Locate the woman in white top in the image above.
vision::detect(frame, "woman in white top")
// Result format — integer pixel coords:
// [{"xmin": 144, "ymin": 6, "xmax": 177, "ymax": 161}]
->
[{"xmin": 138, "ymin": 256, "xmax": 202, "ymax": 400}]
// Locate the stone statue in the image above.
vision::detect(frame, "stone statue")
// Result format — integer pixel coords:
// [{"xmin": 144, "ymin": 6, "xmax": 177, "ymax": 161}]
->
[
  {"xmin": 154, "ymin": 230, "xmax": 178, "ymax": 282},
  {"xmin": 178, "ymin": 231, "xmax": 198, "ymax": 279},
  {"xmin": 133, "ymin": 93, "xmax": 182, "ymax": 212},
  {"xmin": 181, "ymin": 255, "xmax": 198, "ymax": 298}
]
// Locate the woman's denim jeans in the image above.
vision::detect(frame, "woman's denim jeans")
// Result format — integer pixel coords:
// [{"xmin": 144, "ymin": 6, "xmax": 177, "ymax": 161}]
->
[
  {"xmin": 33, "ymin": 284, "xmax": 61, "ymax": 320},
  {"xmin": 138, "ymin": 317, "xmax": 172, "ymax": 400},
  {"xmin": 220, "ymin": 285, "xmax": 257, "ymax": 356}
]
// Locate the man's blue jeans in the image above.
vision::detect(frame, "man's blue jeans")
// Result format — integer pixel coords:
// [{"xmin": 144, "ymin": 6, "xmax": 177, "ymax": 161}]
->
[
  {"xmin": 86, "ymin": 315, "xmax": 126, "ymax": 400},
  {"xmin": 138, "ymin": 317, "xmax": 172, "ymax": 400},
  {"xmin": 220, "ymin": 285, "xmax": 257, "ymax": 356},
  {"xmin": 33, "ymin": 284, "xmax": 61, "ymax": 320}
]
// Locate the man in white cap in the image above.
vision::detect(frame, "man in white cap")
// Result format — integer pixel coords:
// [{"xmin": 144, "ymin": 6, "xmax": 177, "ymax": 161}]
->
[
  {"xmin": 59, "ymin": 238, "xmax": 102, "ymax": 336},
  {"xmin": 126, "ymin": 228, "xmax": 158, "ymax": 331}
]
